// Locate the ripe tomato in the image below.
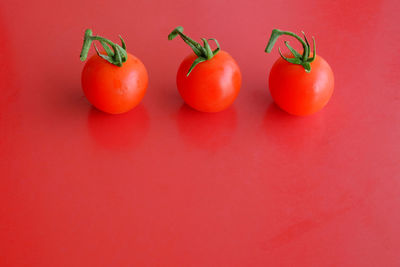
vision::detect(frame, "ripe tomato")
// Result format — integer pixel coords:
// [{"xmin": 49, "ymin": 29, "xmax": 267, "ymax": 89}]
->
[
  {"xmin": 269, "ymin": 54, "xmax": 334, "ymax": 116},
  {"xmin": 82, "ymin": 53, "xmax": 148, "ymax": 114},
  {"xmin": 176, "ymin": 51, "xmax": 241, "ymax": 113},
  {"xmin": 266, "ymin": 29, "xmax": 334, "ymax": 116},
  {"xmin": 169, "ymin": 26, "xmax": 241, "ymax": 113},
  {"xmin": 80, "ymin": 29, "xmax": 148, "ymax": 114}
]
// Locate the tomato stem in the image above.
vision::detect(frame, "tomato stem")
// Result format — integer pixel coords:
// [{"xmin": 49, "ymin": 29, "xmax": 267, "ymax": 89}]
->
[
  {"xmin": 265, "ymin": 29, "xmax": 316, "ymax": 72},
  {"xmin": 168, "ymin": 26, "xmax": 220, "ymax": 76},
  {"xmin": 80, "ymin": 29, "xmax": 128, "ymax": 67}
]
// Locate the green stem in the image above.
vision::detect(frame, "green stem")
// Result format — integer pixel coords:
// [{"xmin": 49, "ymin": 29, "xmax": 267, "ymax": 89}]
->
[
  {"xmin": 168, "ymin": 26, "xmax": 220, "ymax": 76},
  {"xmin": 265, "ymin": 29, "xmax": 316, "ymax": 72},
  {"xmin": 80, "ymin": 29, "xmax": 93, "ymax": 61},
  {"xmin": 79, "ymin": 29, "xmax": 127, "ymax": 67}
]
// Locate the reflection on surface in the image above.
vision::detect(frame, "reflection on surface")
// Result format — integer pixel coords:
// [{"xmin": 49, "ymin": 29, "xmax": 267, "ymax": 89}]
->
[
  {"xmin": 87, "ymin": 104, "xmax": 149, "ymax": 151},
  {"xmin": 176, "ymin": 104, "xmax": 237, "ymax": 152},
  {"xmin": 262, "ymin": 102, "xmax": 326, "ymax": 153}
]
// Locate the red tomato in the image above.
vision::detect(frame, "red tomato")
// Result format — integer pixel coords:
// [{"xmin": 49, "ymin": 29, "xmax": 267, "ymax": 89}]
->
[
  {"xmin": 81, "ymin": 52, "xmax": 148, "ymax": 114},
  {"xmin": 269, "ymin": 54, "xmax": 334, "ymax": 116},
  {"xmin": 176, "ymin": 51, "xmax": 241, "ymax": 113}
]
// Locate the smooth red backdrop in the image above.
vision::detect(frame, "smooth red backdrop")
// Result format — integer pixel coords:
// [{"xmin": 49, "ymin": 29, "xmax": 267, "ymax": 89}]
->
[{"xmin": 1, "ymin": 0, "xmax": 399, "ymax": 266}]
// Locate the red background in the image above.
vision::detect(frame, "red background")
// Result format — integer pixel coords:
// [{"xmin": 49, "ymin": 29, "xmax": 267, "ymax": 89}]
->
[{"xmin": 1, "ymin": 0, "xmax": 400, "ymax": 266}]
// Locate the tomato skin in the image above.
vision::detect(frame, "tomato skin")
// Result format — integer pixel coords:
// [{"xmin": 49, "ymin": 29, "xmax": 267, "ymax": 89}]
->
[
  {"xmin": 269, "ymin": 54, "xmax": 334, "ymax": 116},
  {"xmin": 176, "ymin": 50, "xmax": 241, "ymax": 113},
  {"xmin": 81, "ymin": 52, "xmax": 148, "ymax": 114}
]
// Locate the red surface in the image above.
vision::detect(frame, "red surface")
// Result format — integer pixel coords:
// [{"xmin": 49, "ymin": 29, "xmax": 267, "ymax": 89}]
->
[{"xmin": 1, "ymin": 0, "xmax": 400, "ymax": 266}]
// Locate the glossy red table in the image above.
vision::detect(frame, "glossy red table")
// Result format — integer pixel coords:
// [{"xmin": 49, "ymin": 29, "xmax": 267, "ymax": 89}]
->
[{"xmin": 1, "ymin": 0, "xmax": 399, "ymax": 266}]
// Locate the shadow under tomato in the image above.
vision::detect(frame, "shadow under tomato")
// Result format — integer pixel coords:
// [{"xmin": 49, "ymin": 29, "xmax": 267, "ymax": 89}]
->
[
  {"xmin": 87, "ymin": 104, "xmax": 150, "ymax": 151},
  {"xmin": 262, "ymin": 102, "xmax": 326, "ymax": 153},
  {"xmin": 176, "ymin": 104, "xmax": 237, "ymax": 152}
]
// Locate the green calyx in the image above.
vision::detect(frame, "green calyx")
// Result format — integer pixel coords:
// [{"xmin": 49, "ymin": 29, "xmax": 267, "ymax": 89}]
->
[
  {"xmin": 168, "ymin": 26, "xmax": 220, "ymax": 76},
  {"xmin": 80, "ymin": 29, "xmax": 128, "ymax": 67},
  {"xmin": 265, "ymin": 29, "xmax": 316, "ymax": 72}
]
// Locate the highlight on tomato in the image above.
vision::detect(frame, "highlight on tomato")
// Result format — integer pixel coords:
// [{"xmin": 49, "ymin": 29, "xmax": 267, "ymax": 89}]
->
[
  {"xmin": 168, "ymin": 26, "xmax": 242, "ymax": 113},
  {"xmin": 80, "ymin": 29, "xmax": 148, "ymax": 114},
  {"xmin": 265, "ymin": 29, "xmax": 334, "ymax": 116}
]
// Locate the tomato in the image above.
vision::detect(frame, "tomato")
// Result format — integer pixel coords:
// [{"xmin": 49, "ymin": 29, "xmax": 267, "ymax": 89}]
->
[
  {"xmin": 266, "ymin": 29, "xmax": 334, "ymax": 116},
  {"xmin": 82, "ymin": 53, "xmax": 148, "ymax": 114},
  {"xmin": 269, "ymin": 54, "xmax": 334, "ymax": 116},
  {"xmin": 169, "ymin": 26, "xmax": 241, "ymax": 112},
  {"xmin": 80, "ymin": 29, "xmax": 148, "ymax": 114},
  {"xmin": 176, "ymin": 51, "xmax": 241, "ymax": 112}
]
